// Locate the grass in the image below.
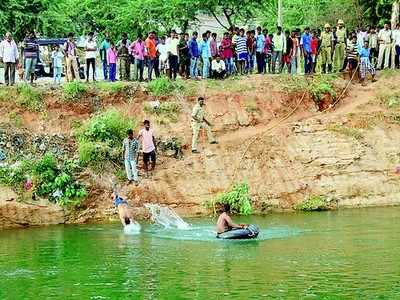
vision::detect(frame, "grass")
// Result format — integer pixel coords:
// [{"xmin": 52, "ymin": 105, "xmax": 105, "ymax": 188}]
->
[
  {"xmin": 0, "ymin": 88, "xmax": 9, "ymax": 102},
  {"xmin": 295, "ymin": 195, "xmax": 333, "ymax": 211},
  {"xmin": 327, "ymin": 123, "xmax": 363, "ymax": 140},
  {"xmin": 143, "ymin": 101, "xmax": 181, "ymax": 124},
  {"xmin": 8, "ymin": 111, "xmax": 23, "ymax": 128},
  {"xmin": 244, "ymin": 98, "xmax": 259, "ymax": 113},
  {"xmin": 16, "ymin": 83, "xmax": 44, "ymax": 112},
  {"xmin": 376, "ymin": 89, "xmax": 400, "ymax": 109},
  {"xmin": 95, "ymin": 81, "xmax": 127, "ymax": 93},
  {"xmin": 278, "ymin": 74, "xmax": 337, "ymax": 103},
  {"xmin": 147, "ymin": 77, "xmax": 184, "ymax": 96},
  {"xmin": 63, "ymin": 81, "xmax": 88, "ymax": 101}
]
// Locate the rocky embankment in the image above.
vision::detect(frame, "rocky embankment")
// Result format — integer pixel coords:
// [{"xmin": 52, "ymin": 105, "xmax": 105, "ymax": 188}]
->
[{"xmin": 1, "ymin": 75, "xmax": 400, "ymax": 229}]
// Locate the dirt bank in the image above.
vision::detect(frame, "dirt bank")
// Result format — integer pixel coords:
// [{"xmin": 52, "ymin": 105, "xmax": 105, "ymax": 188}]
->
[{"xmin": 1, "ymin": 73, "xmax": 400, "ymax": 229}]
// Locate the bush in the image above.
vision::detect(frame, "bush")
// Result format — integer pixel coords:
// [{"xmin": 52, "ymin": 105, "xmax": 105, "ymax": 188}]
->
[
  {"xmin": 76, "ymin": 109, "xmax": 136, "ymax": 167},
  {"xmin": 16, "ymin": 83, "xmax": 43, "ymax": 112},
  {"xmin": 147, "ymin": 77, "xmax": 183, "ymax": 96},
  {"xmin": 0, "ymin": 154, "xmax": 87, "ymax": 206},
  {"xmin": 95, "ymin": 81, "xmax": 126, "ymax": 93},
  {"xmin": 295, "ymin": 195, "xmax": 331, "ymax": 211},
  {"xmin": 208, "ymin": 182, "xmax": 252, "ymax": 215},
  {"xmin": 144, "ymin": 101, "xmax": 181, "ymax": 124},
  {"xmin": 63, "ymin": 81, "xmax": 88, "ymax": 100}
]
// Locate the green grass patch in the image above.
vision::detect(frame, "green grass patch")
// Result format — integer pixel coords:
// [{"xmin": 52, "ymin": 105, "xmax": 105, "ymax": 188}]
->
[
  {"xmin": 147, "ymin": 77, "xmax": 184, "ymax": 96},
  {"xmin": 377, "ymin": 89, "xmax": 400, "ymax": 109},
  {"xmin": 0, "ymin": 154, "xmax": 87, "ymax": 206},
  {"xmin": 8, "ymin": 111, "xmax": 23, "ymax": 128},
  {"xmin": 0, "ymin": 88, "xmax": 9, "ymax": 102},
  {"xmin": 295, "ymin": 195, "xmax": 332, "ymax": 211},
  {"xmin": 244, "ymin": 98, "xmax": 259, "ymax": 113},
  {"xmin": 95, "ymin": 81, "xmax": 126, "ymax": 93},
  {"xmin": 206, "ymin": 182, "xmax": 252, "ymax": 215},
  {"xmin": 75, "ymin": 108, "xmax": 136, "ymax": 168},
  {"xmin": 327, "ymin": 123, "xmax": 363, "ymax": 140},
  {"xmin": 278, "ymin": 74, "xmax": 337, "ymax": 103},
  {"xmin": 16, "ymin": 83, "xmax": 43, "ymax": 112},
  {"xmin": 63, "ymin": 81, "xmax": 88, "ymax": 101},
  {"xmin": 143, "ymin": 101, "xmax": 181, "ymax": 124}
]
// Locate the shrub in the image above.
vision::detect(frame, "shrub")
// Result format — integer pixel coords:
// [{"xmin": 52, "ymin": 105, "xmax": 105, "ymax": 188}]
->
[
  {"xmin": 144, "ymin": 101, "xmax": 181, "ymax": 124},
  {"xmin": 95, "ymin": 81, "xmax": 126, "ymax": 93},
  {"xmin": 63, "ymin": 81, "xmax": 88, "ymax": 100},
  {"xmin": 76, "ymin": 109, "xmax": 136, "ymax": 167},
  {"xmin": 147, "ymin": 77, "xmax": 183, "ymax": 96},
  {"xmin": 295, "ymin": 195, "xmax": 332, "ymax": 211},
  {"xmin": 16, "ymin": 83, "xmax": 43, "ymax": 112},
  {"xmin": 0, "ymin": 154, "xmax": 87, "ymax": 206},
  {"xmin": 208, "ymin": 182, "xmax": 252, "ymax": 215}
]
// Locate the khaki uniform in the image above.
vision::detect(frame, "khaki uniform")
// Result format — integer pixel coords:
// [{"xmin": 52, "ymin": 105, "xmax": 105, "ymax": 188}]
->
[
  {"xmin": 377, "ymin": 29, "xmax": 392, "ymax": 69},
  {"xmin": 118, "ymin": 46, "xmax": 130, "ymax": 81},
  {"xmin": 320, "ymin": 31, "xmax": 333, "ymax": 71},
  {"xmin": 191, "ymin": 103, "xmax": 215, "ymax": 151},
  {"xmin": 333, "ymin": 28, "xmax": 347, "ymax": 72}
]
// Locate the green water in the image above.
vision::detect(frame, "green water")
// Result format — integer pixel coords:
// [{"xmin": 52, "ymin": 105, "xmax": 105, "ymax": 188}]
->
[{"xmin": 0, "ymin": 207, "xmax": 399, "ymax": 299}]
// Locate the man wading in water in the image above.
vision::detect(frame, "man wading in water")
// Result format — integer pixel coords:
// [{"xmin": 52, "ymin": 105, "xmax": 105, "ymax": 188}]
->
[{"xmin": 216, "ymin": 204, "xmax": 247, "ymax": 236}]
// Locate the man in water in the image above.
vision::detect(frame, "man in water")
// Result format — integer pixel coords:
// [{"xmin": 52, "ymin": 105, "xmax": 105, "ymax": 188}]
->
[
  {"xmin": 216, "ymin": 203, "xmax": 246, "ymax": 235},
  {"xmin": 112, "ymin": 192, "xmax": 136, "ymax": 227}
]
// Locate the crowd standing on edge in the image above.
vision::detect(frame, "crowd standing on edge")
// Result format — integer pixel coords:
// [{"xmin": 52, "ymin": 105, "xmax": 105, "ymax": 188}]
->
[{"xmin": 1, "ymin": 19, "xmax": 400, "ymax": 86}]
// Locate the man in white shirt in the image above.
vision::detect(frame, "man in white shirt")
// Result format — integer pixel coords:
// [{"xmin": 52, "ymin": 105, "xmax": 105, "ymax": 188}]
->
[
  {"xmin": 85, "ymin": 32, "xmax": 97, "ymax": 82},
  {"xmin": 157, "ymin": 36, "xmax": 169, "ymax": 74},
  {"xmin": 377, "ymin": 23, "xmax": 392, "ymax": 69},
  {"xmin": 392, "ymin": 23, "xmax": 400, "ymax": 68},
  {"xmin": 211, "ymin": 55, "xmax": 226, "ymax": 79},
  {"xmin": 0, "ymin": 32, "xmax": 19, "ymax": 85},
  {"xmin": 167, "ymin": 30, "xmax": 179, "ymax": 80}
]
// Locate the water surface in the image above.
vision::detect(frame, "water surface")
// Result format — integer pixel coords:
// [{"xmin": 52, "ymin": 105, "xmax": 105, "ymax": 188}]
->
[{"xmin": 0, "ymin": 207, "xmax": 399, "ymax": 299}]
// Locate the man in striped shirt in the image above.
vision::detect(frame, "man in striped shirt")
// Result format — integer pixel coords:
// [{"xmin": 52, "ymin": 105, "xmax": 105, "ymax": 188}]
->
[
  {"xmin": 236, "ymin": 28, "xmax": 248, "ymax": 75},
  {"xmin": 346, "ymin": 35, "xmax": 359, "ymax": 79},
  {"xmin": 22, "ymin": 31, "xmax": 39, "ymax": 84}
]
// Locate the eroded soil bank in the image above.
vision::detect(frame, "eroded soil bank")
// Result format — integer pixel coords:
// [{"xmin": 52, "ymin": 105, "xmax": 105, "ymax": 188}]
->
[{"xmin": 1, "ymin": 73, "xmax": 400, "ymax": 229}]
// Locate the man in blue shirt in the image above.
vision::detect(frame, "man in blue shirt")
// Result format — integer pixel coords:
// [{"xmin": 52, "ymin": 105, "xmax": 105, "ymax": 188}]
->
[
  {"xmin": 189, "ymin": 32, "xmax": 200, "ymax": 79},
  {"xmin": 358, "ymin": 40, "xmax": 376, "ymax": 86},
  {"xmin": 255, "ymin": 26, "xmax": 265, "ymax": 74},
  {"xmin": 99, "ymin": 32, "xmax": 111, "ymax": 80},
  {"xmin": 301, "ymin": 27, "xmax": 312, "ymax": 74},
  {"xmin": 199, "ymin": 33, "xmax": 211, "ymax": 78}
]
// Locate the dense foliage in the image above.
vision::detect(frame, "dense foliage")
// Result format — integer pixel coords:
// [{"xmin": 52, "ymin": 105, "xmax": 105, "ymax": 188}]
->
[
  {"xmin": 0, "ymin": 0, "xmax": 394, "ymax": 41},
  {"xmin": 0, "ymin": 154, "xmax": 87, "ymax": 206},
  {"xmin": 295, "ymin": 195, "xmax": 331, "ymax": 211},
  {"xmin": 76, "ymin": 109, "xmax": 136, "ymax": 167},
  {"xmin": 210, "ymin": 182, "xmax": 253, "ymax": 215}
]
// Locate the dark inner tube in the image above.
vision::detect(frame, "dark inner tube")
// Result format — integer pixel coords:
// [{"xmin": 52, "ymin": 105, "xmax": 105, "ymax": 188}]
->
[{"xmin": 217, "ymin": 224, "xmax": 260, "ymax": 239}]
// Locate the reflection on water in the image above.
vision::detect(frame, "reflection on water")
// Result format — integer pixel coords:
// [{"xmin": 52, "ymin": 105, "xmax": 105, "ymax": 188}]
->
[{"xmin": 0, "ymin": 207, "xmax": 400, "ymax": 299}]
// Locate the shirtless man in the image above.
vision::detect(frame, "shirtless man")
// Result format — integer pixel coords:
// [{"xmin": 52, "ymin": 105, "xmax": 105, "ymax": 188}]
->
[
  {"xmin": 112, "ymin": 192, "xmax": 136, "ymax": 227},
  {"xmin": 216, "ymin": 204, "xmax": 247, "ymax": 235}
]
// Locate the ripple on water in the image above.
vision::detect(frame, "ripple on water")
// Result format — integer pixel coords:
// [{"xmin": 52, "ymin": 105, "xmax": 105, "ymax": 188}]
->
[{"xmin": 141, "ymin": 225, "xmax": 303, "ymax": 242}]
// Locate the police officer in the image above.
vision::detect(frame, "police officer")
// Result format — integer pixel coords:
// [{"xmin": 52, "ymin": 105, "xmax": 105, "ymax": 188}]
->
[
  {"xmin": 333, "ymin": 19, "xmax": 347, "ymax": 72},
  {"xmin": 191, "ymin": 97, "xmax": 217, "ymax": 153},
  {"xmin": 320, "ymin": 24, "xmax": 333, "ymax": 73}
]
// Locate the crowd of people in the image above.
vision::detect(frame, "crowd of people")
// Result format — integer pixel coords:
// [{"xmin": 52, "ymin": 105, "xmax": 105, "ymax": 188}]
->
[{"xmin": 1, "ymin": 20, "xmax": 400, "ymax": 86}]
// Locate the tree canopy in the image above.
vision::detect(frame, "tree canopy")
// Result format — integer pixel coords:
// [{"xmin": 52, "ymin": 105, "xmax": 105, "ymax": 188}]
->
[{"xmin": 0, "ymin": 0, "xmax": 396, "ymax": 41}]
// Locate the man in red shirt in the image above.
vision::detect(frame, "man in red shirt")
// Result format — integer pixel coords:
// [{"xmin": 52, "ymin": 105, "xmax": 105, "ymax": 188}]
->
[
  {"xmin": 145, "ymin": 31, "xmax": 158, "ymax": 80},
  {"xmin": 310, "ymin": 31, "xmax": 319, "ymax": 74}
]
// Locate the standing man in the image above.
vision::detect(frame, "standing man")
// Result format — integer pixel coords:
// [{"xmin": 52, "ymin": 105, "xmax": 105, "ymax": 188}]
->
[
  {"xmin": 319, "ymin": 24, "xmax": 333, "ymax": 73},
  {"xmin": 368, "ymin": 27, "xmax": 378, "ymax": 67},
  {"xmin": 189, "ymin": 32, "xmax": 200, "ymax": 79},
  {"xmin": 145, "ymin": 32, "xmax": 158, "ymax": 81},
  {"xmin": 0, "ymin": 32, "xmax": 19, "ymax": 86},
  {"xmin": 168, "ymin": 30, "xmax": 179, "ymax": 80},
  {"xmin": 300, "ymin": 27, "xmax": 313, "ymax": 74},
  {"xmin": 393, "ymin": 23, "xmax": 400, "ymax": 68},
  {"xmin": 22, "ymin": 31, "xmax": 39, "ymax": 84},
  {"xmin": 130, "ymin": 34, "xmax": 145, "ymax": 82},
  {"xmin": 282, "ymin": 30, "xmax": 293, "ymax": 73},
  {"xmin": 377, "ymin": 23, "xmax": 392, "ymax": 70},
  {"xmin": 221, "ymin": 32, "xmax": 233, "ymax": 75},
  {"xmin": 118, "ymin": 39, "xmax": 131, "ymax": 81},
  {"xmin": 64, "ymin": 32, "xmax": 80, "ymax": 82},
  {"xmin": 235, "ymin": 29, "xmax": 248, "ymax": 75},
  {"xmin": 85, "ymin": 32, "xmax": 97, "ymax": 82},
  {"xmin": 123, "ymin": 129, "xmax": 139, "ymax": 185},
  {"xmin": 99, "ymin": 32, "xmax": 111, "ymax": 80},
  {"xmin": 199, "ymin": 33, "xmax": 211, "ymax": 79},
  {"xmin": 210, "ymin": 33, "xmax": 218, "ymax": 58},
  {"xmin": 138, "ymin": 120, "xmax": 157, "ymax": 177},
  {"xmin": 272, "ymin": 26, "xmax": 286, "ymax": 74},
  {"xmin": 333, "ymin": 20, "xmax": 347, "ymax": 72},
  {"xmin": 191, "ymin": 97, "xmax": 217, "ymax": 154},
  {"xmin": 255, "ymin": 26, "xmax": 265, "ymax": 74},
  {"xmin": 178, "ymin": 33, "xmax": 190, "ymax": 79}
]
